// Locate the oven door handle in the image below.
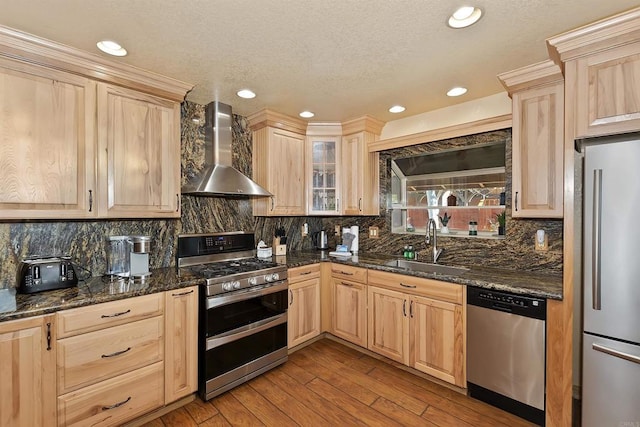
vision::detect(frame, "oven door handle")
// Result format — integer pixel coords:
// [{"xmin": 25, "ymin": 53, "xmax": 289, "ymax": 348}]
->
[
  {"xmin": 206, "ymin": 313, "xmax": 288, "ymax": 350},
  {"xmin": 206, "ymin": 281, "xmax": 289, "ymax": 310}
]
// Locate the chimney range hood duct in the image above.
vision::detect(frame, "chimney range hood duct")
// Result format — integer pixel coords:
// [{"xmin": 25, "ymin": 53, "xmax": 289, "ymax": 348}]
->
[{"xmin": 181, "ymin": 101, "xmax": 272, "ymax": 197}]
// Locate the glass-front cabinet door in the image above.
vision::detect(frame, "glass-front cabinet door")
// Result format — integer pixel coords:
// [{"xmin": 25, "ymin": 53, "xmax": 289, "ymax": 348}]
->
[{"xmin": 307, "ymin": 136, "xmax": 341, "ymax": 215}]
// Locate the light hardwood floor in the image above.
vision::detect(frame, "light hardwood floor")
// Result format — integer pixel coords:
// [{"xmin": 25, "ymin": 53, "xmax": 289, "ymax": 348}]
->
[{"xmin": 143, "ymin": 338, "xmax": 536, "ymax": 426}]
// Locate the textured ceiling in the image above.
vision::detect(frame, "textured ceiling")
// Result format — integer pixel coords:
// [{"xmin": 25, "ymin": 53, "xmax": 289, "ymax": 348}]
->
[{"xmin": 1, "ymin": 1, "xmax": 637, "ymax": 122}]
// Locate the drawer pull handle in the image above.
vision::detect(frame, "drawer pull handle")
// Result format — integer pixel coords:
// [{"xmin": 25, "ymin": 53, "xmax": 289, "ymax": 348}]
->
[
  {"xmin": 341, "ymin": 281, "xmax": 354, "ymax": 287},
  {"xmin": 172, "ymin": 289, "xmax": 194, "ymax": 297},
  {"xmin": 300, "ymin": 271, "xmax": 312, "ymax": 275},
  {"xmin": 338, "ymin": 271, "xmax": 354, "ymax": 276},
  {"xmin": 101, "ymin": 309, "xmax": 131, "ymax": 318},
  {"xmin": 400, "ymin": 283, "xmax": 416, "ymax": 289},
  {"xmin": 102, "ymin": 347, "xmax": 131, "ymax": 358},
  {"xmin": 102, "ymin": 396, "xmax": 131, "ymax": 411}
]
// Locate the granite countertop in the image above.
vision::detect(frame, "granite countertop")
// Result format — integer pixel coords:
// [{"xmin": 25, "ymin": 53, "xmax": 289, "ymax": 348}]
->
[
  {"xmin": 282, "ymin": 251, "xmax": 563, "ymax": 300},
  {"xmin": 0, "ymin": 251, "xmax": 562, "ymax": 323},
  {"xmin": 0, "ymin": 267, "xmax": 202, "ymax": 322}
]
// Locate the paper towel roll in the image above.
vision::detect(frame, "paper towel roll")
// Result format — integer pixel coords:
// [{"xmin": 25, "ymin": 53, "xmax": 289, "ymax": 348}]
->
[{"xmin": 350, "ymin": 226, "xmax": 359, "ymax": 254}]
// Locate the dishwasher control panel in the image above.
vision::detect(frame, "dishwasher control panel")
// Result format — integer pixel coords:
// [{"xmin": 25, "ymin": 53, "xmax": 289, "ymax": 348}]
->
[{"xmin": 468, "ymin": 287, "xmax": 546, "ymax": 320}]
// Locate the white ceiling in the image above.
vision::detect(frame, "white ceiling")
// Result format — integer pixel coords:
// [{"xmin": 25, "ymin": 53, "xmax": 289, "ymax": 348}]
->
[{"xmin": 1, "ymin": 1, "xmax": 637, "ymax": 122}]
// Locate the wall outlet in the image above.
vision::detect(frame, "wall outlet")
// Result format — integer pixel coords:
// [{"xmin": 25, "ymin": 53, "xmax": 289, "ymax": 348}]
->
[
  {"xmin": 302, "ymin": 223, "xmax": 308, "ymax": 237},
  {"xmin": 369, "ymin": 226, "xmax": 379, "ymax": 239},
  {"xmin": 334, "ymin": 225, "xmax": 341, "ymax": 235},
  {"xmin": 535, "ymin": 229, "xmax": 548, "ymax": 251}
]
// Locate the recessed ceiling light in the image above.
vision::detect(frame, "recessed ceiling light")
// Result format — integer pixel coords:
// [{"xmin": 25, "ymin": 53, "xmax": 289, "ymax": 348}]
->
[
  {"xmin": 237, "ymin": 89, "xmax": 256, "ymax": 99},
  {"xmin": 389, "ymin": 105, "xmax": 406, "ymax": 113},
  {"xmin": 447, "ymin": 87, "xmax": 468, "ymax": 97},
  {"xmin": 448, "ymin": 6, "xmax": 482, "ymax": 28},
  {"xmin": 299, "ymin": 111, "xmax": 315, "ymax": 118},
  {"xmin": 96, "ymin": 40, "xmax": 127, "ymax": 56}
]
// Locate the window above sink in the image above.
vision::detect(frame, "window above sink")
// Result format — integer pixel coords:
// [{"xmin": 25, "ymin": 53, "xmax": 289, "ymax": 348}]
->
[{"xmin": 390, "ymin": 141, "xmax": 506, "ymax": 239}]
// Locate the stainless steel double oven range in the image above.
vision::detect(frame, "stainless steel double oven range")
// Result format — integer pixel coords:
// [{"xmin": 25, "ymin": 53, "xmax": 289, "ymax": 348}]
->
[{"xmin": 177, "ymin": 232, "xmax": 288, "ymax": 401}]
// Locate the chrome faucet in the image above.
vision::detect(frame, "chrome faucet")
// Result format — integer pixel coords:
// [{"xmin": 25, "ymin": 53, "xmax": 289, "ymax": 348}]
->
[{"xmin": 425, "ymin": 218, "xmax": 443, "ymax": 263}]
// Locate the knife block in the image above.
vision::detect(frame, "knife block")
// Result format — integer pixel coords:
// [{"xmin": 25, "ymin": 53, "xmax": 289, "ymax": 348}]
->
[{"xmin": 272, "ymin": 237, "xmax": 287, "ymax": 255}]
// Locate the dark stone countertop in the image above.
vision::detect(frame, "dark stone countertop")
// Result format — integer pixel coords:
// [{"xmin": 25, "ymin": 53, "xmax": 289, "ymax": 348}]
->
[
  {"xmin": 0, "ymin": 267, "xmax": 202, "ymax": 322},
  {"xmin": 280, "ymin": 251, "xmax": 563, "ymax": 300},
  {"xmin": 0, "ymin": 251, "xmax": 562, "ymax": 323}
]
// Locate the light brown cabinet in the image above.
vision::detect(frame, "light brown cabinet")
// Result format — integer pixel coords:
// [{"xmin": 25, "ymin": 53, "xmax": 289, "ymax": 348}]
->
[
  {"xmin": 0, "ymin": 26, "xmax": 191, "ymax": 220},
  {"xmin": 330, "ymin": 264, "xmax": 368, "ymax": 347},
  {"xmin": 250, "ymin": 111, "xmax": 308, "ymax": 216},
  {"xmin": 164, "ymin": 286, "xmax": 198, "ymax": 404},
  {"xmin": 367, "ymin": 286, "xmax": 408, "ymax": 364},
  {"xmin": 499, "ymin": 60, "xmax": 564, "ymax": 218},
  {"xmin": 572, "ymin": 42, "xmax": 640, "ymax": 138},
  {"xmin": 341, "ymin": 117, "xmax": 384, "ymax": 216},
  {"xmin": 56, "ymin": 294, "xmax": 165, "ymax": 426},
  {"xmin": 288, "ymin": 265, "xmax": 321, "ymax": 348},
  {"xmin": 0, "ymin": 58, "xmax": 96, "ymax": 219},
  {"xmin": 0, "ymin": 315, "xmax": 56, "ymax": 427},
  {"xmin": 306, "ymin": 133, "xmax": 342, "ymax": 215},
  {"xmin": 97, "ymin": 83, "xmax": 181, "ymax": 218},
  {"xmin": 367, "ymin": 270, "xmax": 466, "ymax": 387}
]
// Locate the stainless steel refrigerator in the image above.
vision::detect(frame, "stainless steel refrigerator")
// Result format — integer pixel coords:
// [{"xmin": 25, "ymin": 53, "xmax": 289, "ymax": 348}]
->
[{"xmin": 582, "ymin": 136, "xmax": 640, "ymax": 426}]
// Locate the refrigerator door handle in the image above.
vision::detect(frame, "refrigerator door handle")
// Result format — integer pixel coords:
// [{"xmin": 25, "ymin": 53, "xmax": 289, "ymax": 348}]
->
[
  {"xmin": 592, "ymin": 169, "xmax": 603, "ymax": 311},
  {"xmin": 593, "ymin": 343, "xmax": 640, "ymax": 365}
]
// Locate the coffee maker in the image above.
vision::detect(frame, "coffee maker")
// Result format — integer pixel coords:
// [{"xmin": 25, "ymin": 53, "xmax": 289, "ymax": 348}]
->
[
  {"xmin": 106, "ymin": 235, "xmax": 152, "ymax": 279},
  {"xmin": 129, "ymin": 236, "xmax": 151, "ymax": 279}
]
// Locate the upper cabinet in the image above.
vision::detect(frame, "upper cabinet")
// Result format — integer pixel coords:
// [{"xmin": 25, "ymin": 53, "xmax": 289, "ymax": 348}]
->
[
  {"xmin": 0, "ymin": 59, "xmax": 97, "ymax": 219},
  {"xmin": 548, "ymin": 9, "xmax": 640, "ymax": 139},
  {"xmin": 0, "ymin": 25, "xmax": 192, "ymax": 220},
  {"xmin": 341, "ymin": 116, "xmax": 384, "ymax": 216},
  {"xmin": 249, "ymin": 110, "xmax": 308, "ymax": 216},
  {"xmin": 499, "ymin": 60, "xmax": 564, "ymax": 218},
  {"xmin": 249, "ymin": 110, "xmax": 383, "ymax": 217},
  {"xmin": 306, "ymin": 124, "xmax": 342, "ymax": 215},
  {"xmin": 97, "ymin": 84, "xmax": 181, "ymax": 217}
]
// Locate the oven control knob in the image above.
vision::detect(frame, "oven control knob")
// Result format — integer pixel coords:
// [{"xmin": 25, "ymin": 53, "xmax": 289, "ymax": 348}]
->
[
  {"xmin": 264, "ymin": 274, "xmax": 273, "ymax": 282},
  {"xmin": 248, "ymin": 277, "xmax": 258, "ymax": 286},
  {"xmin": 233, "ymin": 281, "xmax": 241, "ymax": 289},
  {"xmin": 271, "ymin": 273, "xmax": 280, "ymax": 281},
  {"xmin": 222, "ymin": 282, "xmax": 233, "ymax": 291}
]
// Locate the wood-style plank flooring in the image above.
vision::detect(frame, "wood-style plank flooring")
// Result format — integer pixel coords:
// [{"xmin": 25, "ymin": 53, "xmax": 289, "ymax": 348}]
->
[{"xmin": 144, "ymin": 338, "xmax": 536, "ymax": 426}]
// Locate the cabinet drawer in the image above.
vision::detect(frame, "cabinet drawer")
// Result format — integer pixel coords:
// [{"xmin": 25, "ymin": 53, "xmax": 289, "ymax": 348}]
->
[
  {"xmin": 57, "ymin": 361, "xmax": 164, "ymax": 427},
  {"xmin": 288, "ymin": 263, "xmax": 321, "ymax": 283},
  {"xmin": 57, "ymin": 293, "xmax": 163, "ymax": 338},
  {"xmin": 57, "ymin": 316, "xmax": 164, "ymax": 394},
  {"xmin": 368, "ymin": 270, "xmax": 463, "ymax": 304},
  {"xmin": 331, "ymin": 263, "xmax": 367, "ymax": 283}
]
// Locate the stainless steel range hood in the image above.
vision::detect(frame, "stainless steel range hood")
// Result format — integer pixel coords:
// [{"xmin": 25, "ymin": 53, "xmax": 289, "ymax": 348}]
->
[{"xmin": 181, "ymin": 101, "xmax": 272, "ymax": 197}]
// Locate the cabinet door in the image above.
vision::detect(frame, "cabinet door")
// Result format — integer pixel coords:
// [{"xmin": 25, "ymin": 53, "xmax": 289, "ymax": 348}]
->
[
  {"xmin": 342, "ymin": 132, "xmax": 380, "ymax": 216},
  {"xmin": 511, "ymin": 81, "xmax": 564, "ymax": 218},
  {"xmin": 331, "ymin": 278, "xmax": 367, "ymax": 347},
  {"xmin": 411, "ymin": 295, "xmax": 465, "ymax": 387},
  {"xmin": 288, "ymin": 277, "xmax": 321, "ymax": 348},
  {"xmin": 165, "ymin": 286, "xmax": 198, "ymax": 404},
  {"xmin": 574, "ymin": 42, "xmax": 640, "ymax": 138},
  {"xmin": 0, "ymin": 315, "xmax": 56, "ymax": 427},
  {"xmin": 307, "ymin": 136, "xmax": 341, "ymax": 215},
  {"xmin": 367, "ymin": 286, "xmax": 409, "ymax": 364},
  {"xmin": 0, "ymin": 58, "xmax": 96, "ymax": 219},
  {"xmin": 97, "ymin": 83, "xmax": 180, "ymax": 218},
  {"xmin": 253, "ymin": 127, "xmax": 306, "ymax": 216}
]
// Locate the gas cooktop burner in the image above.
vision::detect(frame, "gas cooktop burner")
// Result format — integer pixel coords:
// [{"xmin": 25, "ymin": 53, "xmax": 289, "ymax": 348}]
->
[{"xmin": 176, "ymin": 232, "xmax": 287, "ymax": 297}]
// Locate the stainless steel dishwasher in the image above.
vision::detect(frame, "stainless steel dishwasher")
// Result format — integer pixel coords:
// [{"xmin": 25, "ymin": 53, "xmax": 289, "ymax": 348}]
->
[{"xmin": 467, "ymin": 287, "xmax": 546, "ymax": 426}]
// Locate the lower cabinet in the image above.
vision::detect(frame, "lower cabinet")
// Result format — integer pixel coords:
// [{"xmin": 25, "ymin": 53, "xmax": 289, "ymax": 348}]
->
[
  {"xmin": 288, "ymin": 264, "xmax": 321, "ymax": 348},
  {"xmin": 164, "ymin": 286, "xmax": 198, "ymax": 404},
  {"xmin": 56, "ymin": 295, "xmax": 166, "ymax": 426},
  {"xmin": 0, "ymin": 315, "xmax": 56, "ymax": 427},
  {"xmin": 331, "ymin": 276, "xmax": 368, "ymax": 347},
  {"xmin": 367, "ymin": 270, "xmax": 466, "ymax": 387}
]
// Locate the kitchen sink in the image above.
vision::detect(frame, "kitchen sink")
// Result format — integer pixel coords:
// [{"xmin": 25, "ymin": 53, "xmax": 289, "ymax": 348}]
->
[{"xmin": 385, "ymin": 259, "xmax": 469, "ymax": 275}]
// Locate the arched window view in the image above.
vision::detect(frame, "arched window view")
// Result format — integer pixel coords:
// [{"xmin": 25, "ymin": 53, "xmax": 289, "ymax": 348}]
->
[{"xmin": 390, "ymin": 142, "xmax": 506, "ymax": 238}]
